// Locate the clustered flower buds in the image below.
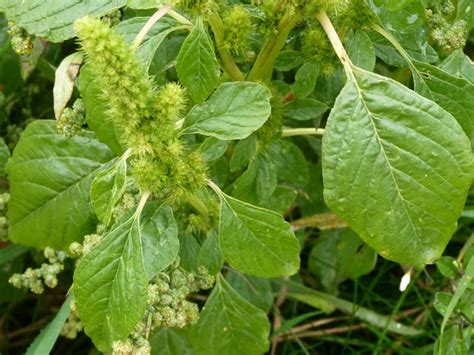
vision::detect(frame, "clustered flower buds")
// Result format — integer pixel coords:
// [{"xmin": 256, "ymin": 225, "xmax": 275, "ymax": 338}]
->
[
  {"xmin": 74, "ymin": 17, "xmax": 207, "ymax": 198},
  {"xmin": 69, "ymin": 233, "xmax": 102, "ymax": 257},
  {"xmin": 60, "ymin": 300, "xmax": 84, "ymax": 339},
  {"xmin": 112, "ymin": 258, "xmax": 214, "ymax": 355},
  {"xmin": 426, "ymin": 3, "xmax": 468, "ymax": 52},
  {"xmin": 7, "ymin": 21, "xmax": 34, "ymax": 55},
  {"xmin": 57, "ymin": 99, "xmax": 86, "ymax": 138},
  {"xmin": 9, "ymin": 247, "xmax": 66, "ymax": 294},
  {"xmin": 0, "ymin": 192, "xmax": 10, "ymax": 241},
  {"xmin": 222, "ymin": 5, "xmax": 254, "ymax": 58}
]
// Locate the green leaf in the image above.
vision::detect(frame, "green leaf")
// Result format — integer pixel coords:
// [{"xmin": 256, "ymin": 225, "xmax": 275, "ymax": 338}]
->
[
  {"xmin": 283, "ymin": 98, "xmax": 328, "ymax": 122},
  {"xmin": 78, "ymin": 65, "xmax": 124, "ymax": 155},
  {"xmin": 127, "ymin": 0, "xmax": 161, "ymax": 9},
  {"xmin": 213, "ymin": 187, "xmax": 300, "ymax": 277},
  {"xmin": 436, "ymin": 257, "xmax": 460, "ymax": 279},
  {"xmin": 322, "ymin": 67, "xmax": 473, "ymax": 265},
  {"xmin": 190, "ymin": 275, "xmax": 270, "ymax": 355},
  {"xmin": 90, "ymin": 158, "xmax": 127, "ymax": 226},
  {"xmin": 412, "ymin": 59, "xmax": 474, "ymax": 144},
  {"xmin": 182, "ymin": 82, "xmax": 272, "ymax": 140},
  {"xmin": 309, "ymin": 229, "xmax": 377, "ymax": 293},
  {"xmin": 151, "ymin": 328, "xmax": 193, "ymax": 355},
  {"xmin": 226, "ymin": 270, "xmax": 273, "ymax": 312},
  {"xmin": 293, "ymin": 61, "xmax": 319, "ymax": 98},
  {"xmin": 229, "ymin": 135, "xmax": 258, "ymax": 172},
  {"xmin": 0, "ymin": 244, "xmax": 28, "ymax": 265},
  {"xmin": 261, "ymin": 185, "xmax": 297, "ymax": 214},
  {"xmin": 116, "ymin": 17, "xmax": 185, "ymax": 71},
  {"xmin": 26, "ymin": 293, "xmax": 73, "ymax": 355},
  {"xmin": 232, "ymin": 151, "xmax": 277, "ymax": 205},
  {"xmin": 345, "ymin": 30, "xmax": 375, "ymax": 71},
  {"xmin": 274, "ymin": 50, "xmax": 304, "ymax": 71},
  {"xmin": 53, "ymin": 52, "xmax": 83, "ymax": 120},
  {"xmin": 0, "ymin": 137, "xmax": 10, "ymax": 177},
  {"xmin": 434, "ymin": 326, "xmax": 470, "ymax": 355},
  {"xmin": 197, "ymin": 137, "xmax": 229, "ymax": 163},
  {"xmin": 7, "ymin": 120, "xmax": 114, "ymax": 251},
  {"xmin": 176, "ymin": 18, "xmax": 220, "ymax": 103},
  {"xmin": 440, "ymin": 49, "xmax": 474, "ymax": 84},
  {"xmin": 141, "ymin": 202, "xmax": 179, "ymax": 279},
  {"xmin": 74, "ymin": 215, "xmax": 148, "ymax": 352},
  {"xmin": 1, "ymin": 0, "xmax": 126, "ymax": 42},
  {"xmin": 197, "ymin": 231, "xmax": 223, "ymax": 275}
]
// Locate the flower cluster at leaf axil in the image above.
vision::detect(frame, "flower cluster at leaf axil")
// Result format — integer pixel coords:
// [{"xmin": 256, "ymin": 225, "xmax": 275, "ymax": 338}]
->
[
  {"xmin": 60, "ymin": 300, "xmax": 84, "ymax": 339},
  {"xmin": 9, "ymin": 247, "xmax": 66, "ymax": 294},
  {"xmin": 112, "ymin": 258, "xmax": 214, "ymax": 355},
  {"xmin": 57, "ymin": 99, "xmax": 86, "ymax": 138},
  {"xmin": 74, "ymin": 17, "xmax": 207, "ymax": 199},
  {"xmin": 0, "ymin": 192, "xmax": 9, "ymax": 241},
  {"xmin": 7, "ymin": 21, "xmax": 34, "ymax": 55}
]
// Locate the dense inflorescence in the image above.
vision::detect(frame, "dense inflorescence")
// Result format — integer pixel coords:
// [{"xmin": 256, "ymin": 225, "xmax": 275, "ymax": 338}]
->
[
  {"xmin": 57, "ymin": 99, "xmax": 86, "ymax": 138},
  {"xmin": 9, "ymin": 248, "xmax": 66, "ymax": 294},
  {"xmin": 111, "ymin": 259, "xmax": 214, "ymax": 355},
  {"xmin": 7, "ymin": 21, "xmax": 34, "ymax": 55},
  {"xmin": 74, "ymin": 17, "xmax": 207, "ymax": 198}
]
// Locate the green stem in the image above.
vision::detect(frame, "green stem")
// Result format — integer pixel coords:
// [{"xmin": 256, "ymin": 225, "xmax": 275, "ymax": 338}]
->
[
  {"xmin": 186, "ymin": 193, "xmax": 209, "ymax": 218},
  {"xmin": 247, "ymin": 10, "xmax": 301, "ymax": 82},
  {"xmin": 372, "ymin": 24, "xmax": 415, "ymax": 71},
  {"xmin": 282, "ymin": 127, "xmax": 324, "ymax": 137},
  {"xmin": 316, "ymin": 12, "xmax": 354, "ymax": 80},
  {"xmin": 168, "ymin": 9, "xmax": 193, "ymax": 26},
  {"xmin": 207, "ymin": 12, "xmax": 245, "ymax": 81},
  {"xmin": 133, "ymin": 5, "xmax": 172, "ymax": 48}
]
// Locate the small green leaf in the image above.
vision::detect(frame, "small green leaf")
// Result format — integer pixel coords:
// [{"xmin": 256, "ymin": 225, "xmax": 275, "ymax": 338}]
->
[
  {"xmin": 127, "ymin": 0, "xmax": 161, "ymax": 9},
  {"xmin": 293, "ymin": 61, "xmax": 319, "ymax": 98},
  {"xmin": 190, "ymin": 275, "xmax": 270, "ymax": 355},
  {"xmin": 226, "ymin": 270, "xmax": 273, "ymax": 312},
  {"xmin": 150, "ymin": 328, "xmax": 193, "ymax": 355},
  {"xmin": 26, "ymin": 293, "xmax": 74, "ymax": 355},
  {"xmin": 229, "ymin": 135, "xmax": 258, "ymax": 173},
  {"xmin": 1, "ymin": 0, "xmax": 126, "ymax": 42},
  {"xmin": 436, "ymin": 257, "xmax": 460, "ymax": 279},
  {"xmin": 141, "ymin": 202, "xmax": 179, "ymax": 279},
  {"xmin": 322, "ymin": 67, "xmax": 473, "ymax": 265},
  {"xmin": 440, "ymin": 49, "xmax": 474, "ymax": 84},
  {"xmin": 90, "ymin": 158, "xmax": 127, "ymax": 226},
  {"xmin": 197, "ymin": 137, "xmax": 229, "ymax": 163},
  {"xmin": 345, "ymin": 30, "xmax": 376, "ymax": 71},
  {"xmin": 283, "ymin": 98, "xmax": 328, "ymax": 121},
  {"xmin": 176, "ymin": 18, "xmax": 220, "ymax": 103},
  {"xmin": 197, "ymin": 231, "xmax": 223, "ymax": 275},
  {"xmin": 213, "ymin": 187, "xmax": 300, "ymax": 277},
  {"xmin": 74, "ymin": 215, "xmax": 148, "ymax": 351},
  {"xmin": 7, "ymin": 121, "xmax": 114, "ymax": 251},
  {"xmin": 274, "ymin": 50, "xmax": 304, "ymax": 71},
  {"xmin": 182, "ymin": 82, "xmax": 272, "ymax": 140},
  {"xmin": 53, "ymin": 52, "xmax": 83, "ymax": 120}
]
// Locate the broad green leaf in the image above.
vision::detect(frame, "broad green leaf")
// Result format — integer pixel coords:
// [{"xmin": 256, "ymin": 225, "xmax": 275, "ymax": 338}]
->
[
  {"xmin": 412, "ymin": 59, "xmax": 474, "ymax": 143},
  {"xmin": 78, "ymin": 65, "xmax": 124, "ymax": 155},
  {"xmin": 197, "ymin": 231, "xmax": 223, "ymax": 275},
  {"xmin": 197, "ymin": 137, "xmax": 229, "ymax": 163},
  {"xmin": 0, "ymin": 137, "xmax": 10, "ymax": 177},
  {"xmin": 176, "ymin": 18, "xmax": 220, "ymax": 103},
  {"xmin": 283, "ymin": 98, "xmax": 328, "ymax": 122},
  {"xmin": 345, "ymin": 30, "xmax": 376, "ymax": 71},
  {"xmin": 116, "ymin": 17, "xmax": 186, "ymax": 70},
  {"xmin": 7, "ymin": 120, "xmax": 114, "ymax": 251},
  {"xmin": 214, "ymin": 189, "xmax": 300, "ymax": 277},
  {"xmin": 226, "ymin": 270, "xmax": 273, "ymax": 312},
  {"xmin": 90, "ymin": 158, "xmax": 127, "ymax": 226},
  {"xmin": 1, "ymin": 0, "xmax": 126, "ymax": 42},
  {"xmin": 53, "ymin": 52, "xmax": 83, "ymax": 120},
  {"xmin": 141, "ymin": 202, "xmax": 179, "ymax": 279},
  {"xmin": 151, "ymin": 328, "xmax": 193, "ymax": 355},
  {"xmin": 322, "ymin": 67, "xmax": 473, "ymax": 265},
  {"xmin": 190, "ymin": 275, "xmax": 270, "ymax": 355},
  {"xmin": 440, "ymin": 49, "xmax": 474, "ymax": 84},
  {"xmin": 178, "ymin": 232, "xmax": 200, "ymax": 272},
  {"xmin": 293, "ymin": 61, "xmax": 319, "ymax": 98},
  {"xmin": 26, "ymin": 293, "xmax": 73, "ymax": 355},
  {"xmin": 368, "ymin": 0, "xmax": 426, "ymax": 34},
  {"xmin": 182, "ymin": 82, "xmax": 271, "ymax": 140},
  {"xmin": 127, "ymin": 0, "xmax": 161, "ymax": 9},
  {"xmin": 261, "ymin": 185, "xmax": 297, "ymax": 214},
  {"xmin": 74, "ymin": 215, "xmax": 148, "ymax": 352}
]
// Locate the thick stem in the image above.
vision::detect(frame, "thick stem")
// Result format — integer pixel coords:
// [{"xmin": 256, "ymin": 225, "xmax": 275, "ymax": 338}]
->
[
  {"xmin": 207, "ymin": 13, "xmax": 245, "ymax": 81},
  {"xmin": 247, "ymin": 11, "xmax": 300, "ymax": 81},
  {"xmin": 282, "ymin": 127, "xmax": 325, "ymax": 137},
  {"xmin": 168, "ymin": 9, "xmax": 193, "ymax": 26},
  {"xmin": 316, "ymin": 12, "xmax": 353, "ymax": 79},
  {"xmin": 133, "ymin": 5, "xmax": 172, "ymax": 48},
  {"xmin": 136, "ymin": 191, "xmax": 151, "ymax": 216}
]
